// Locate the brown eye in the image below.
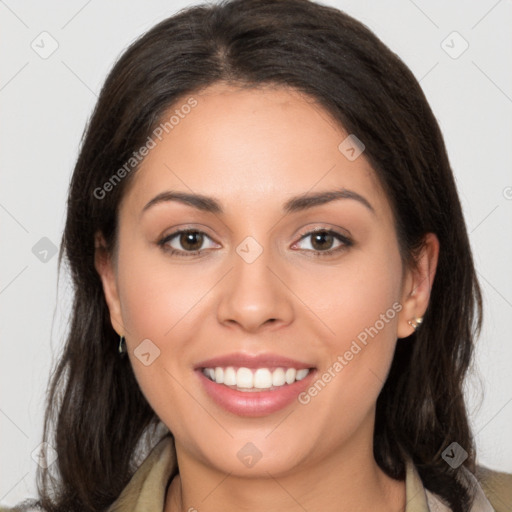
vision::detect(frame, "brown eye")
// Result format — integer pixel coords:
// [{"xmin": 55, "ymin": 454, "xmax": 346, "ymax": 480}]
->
[
  {"xmin": 293, "ymin": 228, "xmax": 353, "ymax": 256},
  {"xmin": 158, "ymin": 227, "xmax": 352, "ymax": 258},
  {"xmin": 310, "ymin": 231, "xmax": 335, "ymax": 251},
  {"xmin": 158, "ymin": 229, "xmax": 218, "ymax": 257},
  {"xmin": 178, "ymin": 231, "xmax": 204, "ymax": 251}
]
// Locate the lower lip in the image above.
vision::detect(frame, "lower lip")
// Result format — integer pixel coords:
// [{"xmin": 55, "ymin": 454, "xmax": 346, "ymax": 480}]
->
[{"xmin": 196, "ymin": 369, "xmax": 317, "ymax": 417}]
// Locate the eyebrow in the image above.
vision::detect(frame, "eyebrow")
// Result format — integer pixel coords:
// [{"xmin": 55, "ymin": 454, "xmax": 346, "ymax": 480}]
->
[{"xmin": 141, "ymin": 188, "xmax": 375, "ymax": 217}]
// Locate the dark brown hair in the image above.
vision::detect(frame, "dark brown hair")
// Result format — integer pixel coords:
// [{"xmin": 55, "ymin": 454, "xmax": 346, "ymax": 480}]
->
[{"xmin": 19, "ymin": 0, "xmax": 483, "ymax": 510}]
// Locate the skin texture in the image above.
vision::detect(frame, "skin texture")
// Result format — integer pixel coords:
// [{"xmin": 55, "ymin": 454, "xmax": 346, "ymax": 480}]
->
[{"xmin": 95, "ymin": 82, "xmax": 439, "ymax": 512}]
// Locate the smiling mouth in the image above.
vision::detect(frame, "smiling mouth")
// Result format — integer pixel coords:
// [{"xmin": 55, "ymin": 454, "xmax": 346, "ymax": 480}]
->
[{"xmin": 201, "ymin": 366, "xmax": 314, "ymax": 392}]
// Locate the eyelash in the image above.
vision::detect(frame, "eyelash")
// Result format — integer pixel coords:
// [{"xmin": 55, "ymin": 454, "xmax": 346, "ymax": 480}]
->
[{"xmin": 157, "ymin": 227, "xmax": 353, "ymax": 258}]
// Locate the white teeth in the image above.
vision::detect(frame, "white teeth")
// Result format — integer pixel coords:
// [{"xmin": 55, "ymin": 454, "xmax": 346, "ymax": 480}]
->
[
  {"xmin": 296, "ymin": 369, "xmax": 309, "ymax": 381},
  {"xmin": 285, "ymin": 368, "xmax": 296, "ymax": 384},
  {"xmin": 236, "ymin": 367, "xmax": 253, "ymax": 388},
  {"xmin": 272, "ymin": 368, "xmax": 286, "ymax": 386},
  {"xmin": 214, "ymin": 367, "xmax": 224, "ymax": 384},
  {"xmin": 202, "ymin": 366, "xmax": 311, "ymax": 390},
  {"xmin": 223, "ymin": 366, "xmax": 237, "ymax": 386},
  {"xmin": 253, "ymin": 368, "xmax": 272, "ymax": 389}
]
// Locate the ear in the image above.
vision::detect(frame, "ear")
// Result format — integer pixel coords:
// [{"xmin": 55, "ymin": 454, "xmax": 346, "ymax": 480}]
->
[
  {"xmin": 397, "ymin": 232, "xmax": 440, "ymax": 339},
  {"xmin": 94, "ymin": 231, "xmax": 125, "ymax": 336}
]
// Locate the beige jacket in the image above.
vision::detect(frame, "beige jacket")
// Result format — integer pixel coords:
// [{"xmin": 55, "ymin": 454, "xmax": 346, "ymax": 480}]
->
[
  {"xmin": 106, "ymin": 435, "xmax": 512, "ymax": 512},
  {"xmin": 2, "ymin": 435, "xmax": 511, "ymax": 511}
]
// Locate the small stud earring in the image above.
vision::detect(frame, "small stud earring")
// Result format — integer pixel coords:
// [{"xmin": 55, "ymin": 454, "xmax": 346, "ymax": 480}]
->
[{"xmin": 407, "ymin": 317, "xmax": 423, "ymax": 331}]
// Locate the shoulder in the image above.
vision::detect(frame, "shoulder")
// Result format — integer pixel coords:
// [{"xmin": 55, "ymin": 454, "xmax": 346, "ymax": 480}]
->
[{"xmin": 474, "ymin": 464, "xmax": 512, "ymax": 512}]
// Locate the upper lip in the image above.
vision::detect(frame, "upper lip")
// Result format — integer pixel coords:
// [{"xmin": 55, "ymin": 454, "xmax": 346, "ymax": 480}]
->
[{"xmin": 194, "ymin": 352, "xmax": 315, "ymax": 370}]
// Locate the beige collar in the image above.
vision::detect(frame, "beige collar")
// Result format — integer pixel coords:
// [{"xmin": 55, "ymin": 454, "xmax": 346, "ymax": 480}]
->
[{"xmin": 107, "ymin": 434, "xmax": 494, "ymax": 512}]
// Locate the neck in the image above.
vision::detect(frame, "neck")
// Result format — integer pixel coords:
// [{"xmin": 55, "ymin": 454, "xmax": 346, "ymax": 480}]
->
[{"xmin": 164, "ymin": 432, "xmax": 405, "ymax": 512}]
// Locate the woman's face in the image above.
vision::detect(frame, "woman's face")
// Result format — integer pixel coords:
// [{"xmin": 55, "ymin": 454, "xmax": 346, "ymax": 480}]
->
[{"xmin": 96, "ymin": 82, "xmax": 436, "ymax": 477}]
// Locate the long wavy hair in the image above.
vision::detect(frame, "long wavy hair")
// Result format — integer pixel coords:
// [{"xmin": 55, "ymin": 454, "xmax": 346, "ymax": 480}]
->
[{"xmin": 19, "ymin": 0, "xmax": 483, "ymax": 510}]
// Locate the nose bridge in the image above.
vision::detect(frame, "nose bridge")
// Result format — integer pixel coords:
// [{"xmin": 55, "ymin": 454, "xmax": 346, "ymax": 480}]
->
[
  {"xmin": 235, "ymin": 234, "xmax": 274, "ymax": 286},
  {"xmin": 216, "ymin": 231, "xmax": 294, "ymax": 331}
]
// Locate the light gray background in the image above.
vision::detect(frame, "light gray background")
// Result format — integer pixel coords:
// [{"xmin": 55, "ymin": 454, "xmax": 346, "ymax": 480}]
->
[{"xmin": 1, "ymin": 0, "xmax": 511, "ymax": 506}]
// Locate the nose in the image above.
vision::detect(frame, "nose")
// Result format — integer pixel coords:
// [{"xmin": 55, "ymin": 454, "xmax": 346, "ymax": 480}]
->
[{"xmin": 216, "ymin": 239, "xmax": 294, "ymax": 333}]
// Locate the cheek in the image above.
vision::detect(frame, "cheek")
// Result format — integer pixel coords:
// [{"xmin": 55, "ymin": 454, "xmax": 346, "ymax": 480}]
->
[
  {"xmin": 297, "ymin": 241, "xmax": 402, "ymax": 351},
  {"xmin": 113, "ymin": 233, "xmax": 232, "ymax": 409},
  {"xmin": 115, "ymin": 248, "xmax": 208, "ymax": 432},
  {"xmin": 117, "ymin": 243, "xmax": 201, "ymax": 343},
  {"xmin": 297, "ymin": 245, "xmax": 403, "ymax": 436}
]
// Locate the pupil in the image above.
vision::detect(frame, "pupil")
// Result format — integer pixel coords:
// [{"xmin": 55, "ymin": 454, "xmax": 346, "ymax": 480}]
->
[
  {"xmin": 312, "ymin": 232, "xmax": 333, "ymax": 251},
  {"xmin": 182, "ymin": 232, "xmax": 202, "ymax": 251}
]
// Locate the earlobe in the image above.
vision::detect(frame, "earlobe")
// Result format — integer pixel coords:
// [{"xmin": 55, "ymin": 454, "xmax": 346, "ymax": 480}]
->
[
  {"xmin": 397, "ymin": 232, "xmax": 440, "ymax": 339},
  {"xmin": 94, "ymin": 231, "xmax": 125, "ymax": 336}
]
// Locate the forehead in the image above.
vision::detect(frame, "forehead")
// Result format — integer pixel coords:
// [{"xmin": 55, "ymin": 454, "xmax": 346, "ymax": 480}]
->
[{"xmin": 120, "ymin": 83, "xmax": 390, "ymax": 221}]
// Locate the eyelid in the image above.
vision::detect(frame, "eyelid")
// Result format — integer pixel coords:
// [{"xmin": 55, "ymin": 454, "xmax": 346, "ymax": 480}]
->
[{"xmin": 295, "ymin": 223, "xmax": 352, "ymax": 241}]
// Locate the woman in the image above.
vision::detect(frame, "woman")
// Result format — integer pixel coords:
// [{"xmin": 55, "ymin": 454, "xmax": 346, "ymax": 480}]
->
[{"xmin": 3, "ymin": 0, "xmax": 511, "ymax": 511}]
